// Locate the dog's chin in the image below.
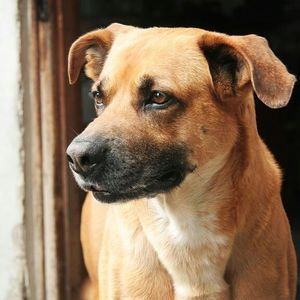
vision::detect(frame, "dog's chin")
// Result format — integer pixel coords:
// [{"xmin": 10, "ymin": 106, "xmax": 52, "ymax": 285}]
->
[
  {"xmin": 86, "ymin": 171, "xmax": 187, "ymax": 203},
  {"xmin": 91, "ymin": 186, "xmax": 167, "ymax": 203},
  {"xmin": 92, "ymin": 190, "xmax": 157, "ymax": 203}
]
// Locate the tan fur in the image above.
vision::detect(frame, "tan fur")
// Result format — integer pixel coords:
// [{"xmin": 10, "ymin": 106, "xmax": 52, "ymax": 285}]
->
[{"xmin": 68, "ymin": 24, "xmax": 297, "ymax": 299}]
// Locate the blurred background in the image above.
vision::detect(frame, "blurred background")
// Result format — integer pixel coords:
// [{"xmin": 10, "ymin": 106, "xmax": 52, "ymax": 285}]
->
[{"xmin": 0, "ymin": 0, "xmax": 299, "ymax": 299}]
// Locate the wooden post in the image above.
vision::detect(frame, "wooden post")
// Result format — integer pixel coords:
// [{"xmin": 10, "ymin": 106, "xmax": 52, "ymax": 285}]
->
[{"xmin": 21, "ymin": 0, "xmax": 85, "ymax": 299}]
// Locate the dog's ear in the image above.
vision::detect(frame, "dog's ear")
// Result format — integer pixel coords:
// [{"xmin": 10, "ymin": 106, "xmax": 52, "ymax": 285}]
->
[
  {"xmin": 68, "ymin": 23, "xmax": 134, "ymax": 84},
  {"xmin": 68, "ymin": 29, "xmax": 112, "ymax": 84},
  {"xmin": 200, "ymin": 33, "xmax": 296, "ymax": 108}
]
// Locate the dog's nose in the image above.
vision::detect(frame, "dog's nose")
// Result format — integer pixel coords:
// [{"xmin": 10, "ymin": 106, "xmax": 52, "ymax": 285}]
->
[{"xmin": 66, "ymin": 139, "xmax": 105, "ymax": 175}]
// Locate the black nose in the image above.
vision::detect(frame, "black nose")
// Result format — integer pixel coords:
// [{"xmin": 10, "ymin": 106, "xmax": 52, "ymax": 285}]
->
[{"xmin": 66, "ymin": 139, "xmax": 105, "ymax": 176}]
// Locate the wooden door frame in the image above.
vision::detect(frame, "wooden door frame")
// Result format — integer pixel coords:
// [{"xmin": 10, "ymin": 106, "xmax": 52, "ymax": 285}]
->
[{"xmin": 21, "ymin": 0, "xmax": 85, "ymax": 299}]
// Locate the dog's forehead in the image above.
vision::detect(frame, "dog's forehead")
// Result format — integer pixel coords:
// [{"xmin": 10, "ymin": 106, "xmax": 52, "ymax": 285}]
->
[{"xmin": 100, "ymin": 28, "xmax": 209, "ymax": 91}]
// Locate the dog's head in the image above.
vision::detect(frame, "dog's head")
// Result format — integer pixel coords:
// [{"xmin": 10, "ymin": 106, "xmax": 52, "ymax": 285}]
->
[{"xmin": 66, "ymin": 23, "xmax": 295, "ymax": 203}]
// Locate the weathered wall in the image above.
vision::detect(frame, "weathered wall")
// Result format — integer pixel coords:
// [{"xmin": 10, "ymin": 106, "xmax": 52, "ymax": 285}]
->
[{"xmin": 0, "ymin": 1, "xmax": 26, "ymax": 299}]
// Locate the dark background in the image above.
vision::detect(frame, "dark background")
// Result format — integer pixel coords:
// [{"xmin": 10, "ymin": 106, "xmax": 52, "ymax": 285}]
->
[{"xmin": 78, "ymin": 0, "xmax": 300, "ymax": 297}]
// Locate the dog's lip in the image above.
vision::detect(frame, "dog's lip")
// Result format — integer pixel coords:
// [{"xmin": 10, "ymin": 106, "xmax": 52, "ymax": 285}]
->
[
  {"xmin": 86, "ymin": 184, "xmax": 111, "ymax": 194},
  {"xmin": 93, "ymin": 190, "xmax": 112, "ymax": 196}
]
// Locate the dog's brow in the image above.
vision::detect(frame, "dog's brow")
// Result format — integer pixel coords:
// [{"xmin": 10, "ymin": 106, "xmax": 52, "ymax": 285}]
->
[
  {"xmin": 138, "ymin": 75, "xmax": 154, "ymax": 98},
  {"xmin": 92, "ymin": 78, "xmax": 108, "ymax": 92},
  {"xmin": 97, "ymin": 80, "xmax": 105, "ymax": 92}
]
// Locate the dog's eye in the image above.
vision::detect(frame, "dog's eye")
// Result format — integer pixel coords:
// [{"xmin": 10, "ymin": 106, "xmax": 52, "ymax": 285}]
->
[
  {"xmin": 145, "ymin": 91, "xmax": 175, "ymax": 110},
  {"xmin": 89, "ymin": 91, "xmax": 105, "ymax": 110},
  {"xmin": 151, "ymin": 91, "xmax": 168, "ymax": 104}
]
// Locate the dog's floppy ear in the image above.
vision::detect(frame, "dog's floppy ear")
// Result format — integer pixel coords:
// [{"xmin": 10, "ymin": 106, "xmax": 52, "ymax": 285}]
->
[
  {"xmin": 200, "ymin": 33, "xmax": 296, "ymax": 108},
  {"xmin": 68, "ymin": 23, "xmax": 135, "ymax": 84},
  {"xmin": 68, "ymin": 29, "xmax": 112, "ymax": 84}
]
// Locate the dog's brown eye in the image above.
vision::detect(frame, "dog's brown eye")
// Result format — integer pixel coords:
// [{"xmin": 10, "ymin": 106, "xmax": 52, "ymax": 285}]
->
[
  {"xmin": 144, "ymin": 91, "xmax": 175, "ymax": 111},
  {"xmin": 89, "ymin": 91, "xmax": 104, "ymax": 109},
  {"xmin": 94, "ymin": 94, "xmax": 102, "ymax": 105},
  {"xmin": 151, "ymin": 91, "xmax": 168, "ymax": 104},
  {"xmin": 93, "ymin": 91, "xmax": 101, "ymax": 101}
]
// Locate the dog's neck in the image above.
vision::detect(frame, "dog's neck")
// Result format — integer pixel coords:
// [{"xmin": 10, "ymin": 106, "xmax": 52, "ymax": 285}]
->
[
  {"xmin": 230, "ymin": 97, "xmax": 282, "ymax": 227},
  {"xmin": 145, "ymin": 151, "xmax": 232, "ymax": 244},
  {"xmin": 155, "ymin": 151, "xmax": 230, "ymax": 209}
]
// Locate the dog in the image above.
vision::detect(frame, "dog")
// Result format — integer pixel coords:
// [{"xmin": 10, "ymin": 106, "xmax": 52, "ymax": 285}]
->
[{"xmin": 66, "ymin": 23, "xmax": 297, "ymax": 299}]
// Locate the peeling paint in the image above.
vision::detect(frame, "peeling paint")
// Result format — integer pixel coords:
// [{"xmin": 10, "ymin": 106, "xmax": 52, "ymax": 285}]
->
[{"xmin": 4, "ymin": 225, "xmax": 26, "ymax": 300}]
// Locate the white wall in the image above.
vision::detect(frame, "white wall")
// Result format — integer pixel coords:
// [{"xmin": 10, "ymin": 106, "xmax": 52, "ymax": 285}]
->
[{"xmin": 0, "ymin": 1, "xmax": 26, "ymax": 299}]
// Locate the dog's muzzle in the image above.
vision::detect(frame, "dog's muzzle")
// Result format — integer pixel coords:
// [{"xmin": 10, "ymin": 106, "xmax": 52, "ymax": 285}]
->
[{"xmin": 66, "ymin": 135, "xmax": 192, "ymax": 203}]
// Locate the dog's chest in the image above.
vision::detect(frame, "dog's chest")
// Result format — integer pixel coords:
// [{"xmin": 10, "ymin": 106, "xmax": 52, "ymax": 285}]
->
[
  {"xmin": 150, "ymin": 200, "xmax": 207, "ymax": 245},
  {"xmin": 137, "ymin": 197, "xmax": 230, "ymax": 297},
  {"xmin": 146, "ymin": 197, "xmax": 227, "ymax": 248}
]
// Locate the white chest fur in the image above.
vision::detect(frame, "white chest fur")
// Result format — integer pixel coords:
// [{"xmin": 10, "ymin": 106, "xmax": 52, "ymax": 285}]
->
[{"xmin": 137, "ymin": 167, "xmax": 232, "ymax": 299}]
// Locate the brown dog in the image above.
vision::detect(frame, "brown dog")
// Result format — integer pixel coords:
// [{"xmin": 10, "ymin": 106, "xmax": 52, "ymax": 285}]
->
[{"xmin": 66, "ymin": 23, "xmax": 297, "ymax": 299}]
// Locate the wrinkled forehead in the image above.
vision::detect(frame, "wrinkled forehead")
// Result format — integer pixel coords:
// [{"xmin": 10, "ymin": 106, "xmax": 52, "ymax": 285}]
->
[{"xmin": 99, "ymin": 28, "xmax": 209, "ymax": 93}]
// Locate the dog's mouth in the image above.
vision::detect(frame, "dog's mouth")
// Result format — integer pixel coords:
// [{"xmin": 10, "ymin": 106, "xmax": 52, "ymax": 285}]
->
[
  {"xmin": 79, "ymin": 168, "xmax": 189, "ymax": 203},
  {"xmin": 88, "ymin": 185, "xmax": 111, "ymax": 195}
]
